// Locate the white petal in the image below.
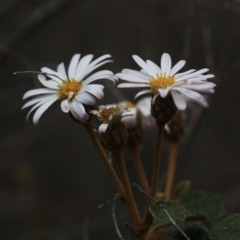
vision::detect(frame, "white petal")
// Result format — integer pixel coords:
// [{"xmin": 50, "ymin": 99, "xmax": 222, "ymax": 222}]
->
[
  {"xmin": 68, "ymin": 54, "xmax": 80, "ymax": 79},
  {"xmin": 181, "ymin": 82, "xmax": 216, "ymax": 91},
  {"xmin": 122, "ymin": 69, "xmax": 150, "ymax": 78},
  {"xmin": 136, "ymin": 97, "xmax": 151, "ymax": 116},
  {"xmin": 22, "ymin": 95, "xmax": 53, "ymax": 109},
  {"xmin": 60, "ymin": 99, "xmax": 70, "ymax": 113},
  {"xmin": 146, "ymin": 60, "xmax": 161, "ymax": 74},
  {"xmin": 75, "ymin": 54, "xmax": 94, "ymax": 80},
  {"xmin": 173, "ymin": 87, "xmax": 202, "ymax": 100},
  {"xmin": 159, "ymin": 88, "xmax": 170, "ymax": 98},
  {"xmin": 38, "ymin": 75, "xmax": 59, "ymax": 89},
  {"xmin": 99, "ymin": 123, "xmax": 108, "ymax": 133},
  {"xmin": 134, "ymin": 89, "xmax": 151, "ymax": 99},
  {"xmin": 57, "ymin": 62, "xmax": 68, "ymax": 80},
  {"xmin": 169, "ymin": 60, "xmax": 186, "ymax": 76},
  {"xmin": 171, "ymin": 90, "xmax": 187, "ymax": 110},
  {"xmin": 70, "ymin": 101, "xmax": 89, "ymax": 122},
  {"xmin": 81, "ymin": 55, "xmax": 112, "ymax": 79},
  {"xmin": 32, "ymin": 96, "xmax": 59, "ymax": 124},
  {"xmin": 115, "ymin": 73, "xmax": 149, "ymax": 83},
  {"xmin": 82, "ymin": 84, "xmax": 104, "ymax": 99},
  {"xmin": 118, "ymin": 83, "xmax": 149, "ymax": 88},
  {"xmin": 41, "ymin": 67, "xmax": 63, "ymax": 83},
  {"xmin": 75, "ymin": 91, "xmax": 96, "ymax": 105},
  {"xmin": 175, "ymin": 69, "xmax": 196, "ymax": 79},
  {"xmin": 203, "ymin": 74, "xmax": 215, "ymax": 79},
  {"xmin": 25, "ymin": 95, "xmax": 58, "ymax": 121},
  {"xmin": 161, "ymin": 53, "xmax": 171, "ymax": 75},
  {"xmin": 132, "ymin": 55, "xmax": 156, "ymax": 76},
  {"xmin": 23, "ymin": 88, "xmax": 58, "ymax": 99},
  {"xmin": 83, "ymin": 70, "xmax": 114, "ymax": 85},
  {"xmin": 177, "ymin": 68, "xmax": 209, "ymax": 81}
]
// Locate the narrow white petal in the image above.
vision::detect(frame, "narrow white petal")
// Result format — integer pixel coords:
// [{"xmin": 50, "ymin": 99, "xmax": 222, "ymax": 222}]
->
[
  {"xmin": 177, "ymin": 68, "xmax": 209, "ymax": 81},
  {"xmin": 60, "ymin": 99, "xmax": 70, "ymax": 113},
  {"xmin": 181, "ymin": 82, "xmax": 216, "ymax": 91},
  {"xmin": 169, "ymin": 60, "xmax": 186, "ymax": 76},
  {"xmin": 175, "ymin": 69, "xmax": 196, "ymax": 79},
  {"xmin": 171, "ymin": 90, "xmax": 187, "ymax": 110},
  {"xmin": 23, "ymin": 88, "xmax": 58, "ymax": 99},
  {"xmin": 136, "ymin": 97, "xmax": 151, "ymax": 116},
  {"xmin": 70, "ymin": 101, "xmax": 89, "ymax": 121},
  {"xmin": 132, "ymin": 55, "xmax": 156, "ymax": 76},
  {"xmin": 99, "ymin": 123, "xmax": 108, "ymax": 133},
  {"xmin": 26, "ymin": 95, "xmax": 58, "ymax": 122},
  {"xmin": 41, "ymin": 67, "xmax": 63, "ymax": 83},
  {"xmin": 146, "ymin": 60, "xmax": 161, "ymax": 74},
  {"xmin": 134, "ymin": 89, "xmax": 151, "ymax": 99},
  {"xmin": 57, "ymin": 62, "xmax": 68, "ymax": 80},
  {"xmin": 172, "ymin": 87, "xmax": 202, "ymax": 100},
  {"xmin": 75, "ymin": 91, "xmax": 96, "ymax": 105},
  {"xmin": 203, "ymin": 74, "xmax": 215, "ymax": 79},
  {"xmin": 81, "ymin": 55, "xmax": 112, "ymax": 79},
  {"xmin": 68, "ymin": 54, "xmax": 80, "ymax": 79},
  {"xmin": 118, "ymin": 83, "xmax": 149, "ymax": 88},
  {"xmin": 122, "ymin": 69, "xmax": 150, "ymax": 78},
  {"xmin": 38, "ymin": 75, "xmax": 59, "ymax": 89},
  {"xmin": 22, "ymin": 95, "xmax": 52, "ymax": 109},
  {"xmin": 82, "ymin": 85, "xmax": 104, "ymax": 99},
  {"xmin": 159, "ymin": 88, "xmax": 170, "ymax": 98},
  {"xmin": 83, "ymin": 70, "xmax": 114, "ymax": 85},
  {"xmin": 115, "ymin": 73, "xmax": 149, "ymax": 83},
  {"xmin": 161, "ymin": 53, "xmax": 171, "ymax": 75},
  {"xmin": 32, "ymin": 96, "xmax": 58, "ymax": 124},
  {"xmin": 88, "ymin": 54, "xmax": 111, "ymax": 68},
  {"xmin": 75, "ymin": 54, "xmax": 94, "ymax": 80}
]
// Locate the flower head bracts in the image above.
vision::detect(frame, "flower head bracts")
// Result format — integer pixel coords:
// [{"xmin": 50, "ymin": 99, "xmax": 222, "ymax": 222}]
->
[
  {"xmin": 22, "ymin": 54, "xmax": 115, "ymax": 124},
  {"xmin": 116, "ymin": 53, "xmax": 216, "ymax": 110}
]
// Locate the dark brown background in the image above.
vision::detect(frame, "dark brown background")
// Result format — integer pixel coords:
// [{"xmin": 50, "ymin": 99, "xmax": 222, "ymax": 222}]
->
[{"xmin": 0, "ymin": 0, "xmax": 240, "ymax": 239}]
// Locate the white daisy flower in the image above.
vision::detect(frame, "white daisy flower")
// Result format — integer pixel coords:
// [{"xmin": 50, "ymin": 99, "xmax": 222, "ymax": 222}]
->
[
  {"xmin": 116, "ymin": 53, "xmax": 216, "ymax": 110},
  {"xmin": 21, "ymin": 54, "xmax": 115, "ymax": 124},
  {"xmin": 90, "ymin": 105, "xmax": 125, "ymax": 133}
]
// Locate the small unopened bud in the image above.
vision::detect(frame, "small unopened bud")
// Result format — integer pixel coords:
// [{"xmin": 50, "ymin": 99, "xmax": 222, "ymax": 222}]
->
[
  {"xmin": 100, "ymin": 121, "xmax": 128, "ymax": 151},
  {"xmin": 151, "ymin": 93, "xmax": 177, "ymax": 126},
  {"xmin": 165, "ymin": 111, "xmax": 185, "ymax": 142}
]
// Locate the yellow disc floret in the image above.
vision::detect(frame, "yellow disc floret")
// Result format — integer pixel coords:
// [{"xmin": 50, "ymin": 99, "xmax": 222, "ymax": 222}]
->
[
  {"xmin": 149, "ymin": 74, "xmax": 175, "ymax": 93},
  {"xmin": 58, "ymin": 79, "xmax": 81, "ymax": 100},
  {"xmin": 99, "ymin": 107, "xmax": 120, "ymax": 123}
]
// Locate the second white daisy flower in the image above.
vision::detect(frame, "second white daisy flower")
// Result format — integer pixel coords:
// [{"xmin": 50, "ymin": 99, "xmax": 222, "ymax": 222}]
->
[{"xmin": 116, "ymin": 53, "xmax": 216, "ymax": 110}]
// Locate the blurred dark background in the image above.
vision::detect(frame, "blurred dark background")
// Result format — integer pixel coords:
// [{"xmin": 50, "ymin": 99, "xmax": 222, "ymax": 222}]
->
[{"xmin": 0, "ymin": 0, "xmax": 240, "ymax": 239}]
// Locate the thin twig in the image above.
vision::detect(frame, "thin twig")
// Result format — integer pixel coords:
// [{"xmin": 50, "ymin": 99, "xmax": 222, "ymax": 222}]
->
[
  {"xmin": 13, "ymin": 70, "xmax": 64, "ymax": 81},
  {"xmin": 98, "ymin": 197, "xmax": 116, "ymax": 209},
  {"xmin": 112, "ymin": 199, "xmax": 126, "ymax": 240},
  {"xmin": 132, "ymin": 183, "xmax": 191, "ymax": 240}
]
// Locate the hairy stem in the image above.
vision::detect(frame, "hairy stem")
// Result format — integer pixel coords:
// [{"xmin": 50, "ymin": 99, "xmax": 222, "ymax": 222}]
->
[
  {"xmin": 165, "ymin": 141, "xmax": 178, "ymax": 200},
  {"xmin": 84, "ymin": 124, "xmax": 125, "ymax": 197},
  {"xmin": 143, "ymin": 124, "xmax": 165, "ymax": 227},
  {"xmin": 114, "ymin": 150, "xmax": 142, "ymax": 228},
  {"xmin": 130, "ymin": 147, "xmax": 150, "ymax": 194}
]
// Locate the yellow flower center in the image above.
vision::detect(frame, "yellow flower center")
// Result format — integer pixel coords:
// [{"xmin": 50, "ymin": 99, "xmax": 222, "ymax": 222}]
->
[
  {"xmin": 58, "ymin": 79, "xmax": 82, "ymax": 100},
  {"xmin": 99, "ymin": 107, "xmax": 120, "ymax": 123},
  {"xmin": 149, "ymin": 74, "xmax": 175, "ymax": 93}
]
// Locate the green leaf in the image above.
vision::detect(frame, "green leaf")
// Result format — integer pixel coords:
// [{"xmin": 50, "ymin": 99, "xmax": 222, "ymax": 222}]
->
[
  {"xmin": 149, "ymin": 200, "xmax": 192, "ymax": 225},
  {"xmin": 173, "ymin": 180, "xmax": 191, "ymax": 199},
  {"xmin": 161, "ymin": 222, "xmax": 210, "ymax": 240},
  {"xmin": 209, "ymin": 213, "xmax": 240, "ymax": 240},
  {"xmin": 178, "ymin": 191, "xmax": 225, "ymax": 223}
]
